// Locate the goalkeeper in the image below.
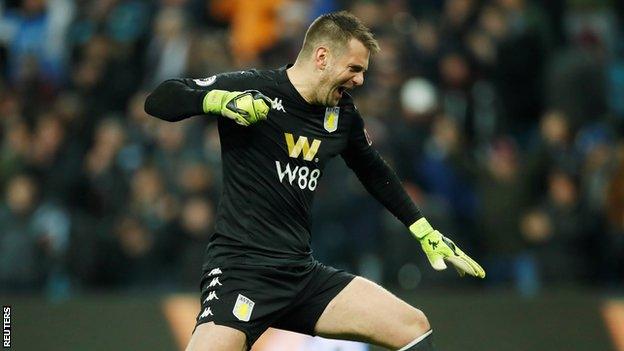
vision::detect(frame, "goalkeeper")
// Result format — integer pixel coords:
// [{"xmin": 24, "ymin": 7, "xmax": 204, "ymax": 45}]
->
[{"xmin": 145, "ymin": 10, "xmax": 484, "ymax": 351}]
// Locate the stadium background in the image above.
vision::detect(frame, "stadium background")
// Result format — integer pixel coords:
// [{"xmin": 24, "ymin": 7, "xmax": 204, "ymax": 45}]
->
[{"xmin": 1, "ymin": 0, "xmax": 623, "ymax": 350}]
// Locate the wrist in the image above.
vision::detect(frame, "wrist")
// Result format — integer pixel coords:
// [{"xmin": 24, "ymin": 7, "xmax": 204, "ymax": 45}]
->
[
  {"xmin": 202, "ymin": 90, "xmax": 227, "ymax": 114},
  {"xmin": 409, "ymin": 217, "xmax": 434, "ymax": 240}
]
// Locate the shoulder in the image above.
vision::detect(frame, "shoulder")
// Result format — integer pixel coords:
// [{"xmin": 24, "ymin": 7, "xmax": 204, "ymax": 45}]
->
[
  {"xmin": 220, "ymin": 68, "xmax": 281, "ymax": 84},
  {"xmin": 192, "ymin": 68, "xmax": 281, "ymax": 90},
  {"xmin": 338, "ymin": 92, "xmax": 361, "ymax": 120}
]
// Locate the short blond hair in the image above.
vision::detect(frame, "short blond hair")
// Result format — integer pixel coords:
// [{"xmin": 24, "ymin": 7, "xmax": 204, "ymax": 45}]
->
[{"xmin": 299, "ymin": 11, "xmax": 380, "ymax": 57}]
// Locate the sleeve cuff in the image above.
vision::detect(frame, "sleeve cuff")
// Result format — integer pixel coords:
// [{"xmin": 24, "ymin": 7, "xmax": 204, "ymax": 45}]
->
[
  {"xmin": 202, "ymin": 90, "xmax": 225, "ymax": 114},
  {"xmin": 409, "ymin": 218, "xmax": 433, "ymax": 239}
]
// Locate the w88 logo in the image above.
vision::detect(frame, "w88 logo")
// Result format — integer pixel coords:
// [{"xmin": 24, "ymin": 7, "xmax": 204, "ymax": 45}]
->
[{"xmin": 275, "ymin": 161, "xmax": 321, "ymax": 191}]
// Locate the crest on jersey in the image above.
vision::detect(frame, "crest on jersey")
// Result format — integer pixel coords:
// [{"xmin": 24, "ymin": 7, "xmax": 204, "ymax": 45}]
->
[
  {"xmin": 232, "ymin": 294, "xmax": 255, "ymax": 322},
  {"xmin": 324, "ymin": 107, "xmax": 340, "ymax": 133}
]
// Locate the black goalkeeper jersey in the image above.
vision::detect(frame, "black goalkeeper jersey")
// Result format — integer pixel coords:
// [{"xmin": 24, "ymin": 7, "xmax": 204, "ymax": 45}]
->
[{"xmin": 145, "ymin": 66, "xmax": 422, "ymax": 265}]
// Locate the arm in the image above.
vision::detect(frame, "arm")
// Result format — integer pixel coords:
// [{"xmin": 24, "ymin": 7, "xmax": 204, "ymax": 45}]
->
[
  {"xmin": 342, "ymin": 112, "xmax": 485, "ymax": 278},
  {"xmin": 144, "ymin": 79, "xmax": 207, "ymax": 122},
  {"xmin": 144, "ymin": 76, "xmax": 271, "ymax": 125}
]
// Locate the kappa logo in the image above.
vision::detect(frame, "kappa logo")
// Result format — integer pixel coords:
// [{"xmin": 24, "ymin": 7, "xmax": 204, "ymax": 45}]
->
[
  {"xmin": 271, "ymin": 98, "xmax": 286, "ymax": 113},
  {"xmin": 284, "ymin": 133, "xmax": 321, "ymax": 161},
  {"xmin": 204, "ymin": 291, "xmax": 219, "ymax": 303},
  {"xmin": 428, "ymin": 239, "xmax": 439, "ymax": 250},
  {"xmin": 232, "ymin": 294, "xmax": 255, "ymax": 322},
  {"xmin": 208, "ymin": 268, "xmax": 222, "ymax": 276},
  {"xmin": 207, "ymin": 277, "xmax": 222, "ymax": 288},
  {"xmin": 200, "ymin": 307, "xmax": 213, "ymax": 318}
]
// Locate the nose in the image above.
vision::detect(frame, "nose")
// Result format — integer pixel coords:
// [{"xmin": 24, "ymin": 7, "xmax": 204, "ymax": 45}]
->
[{"xmin": 352, "ymin": 72, "xmax": 364, "ymax": 86}]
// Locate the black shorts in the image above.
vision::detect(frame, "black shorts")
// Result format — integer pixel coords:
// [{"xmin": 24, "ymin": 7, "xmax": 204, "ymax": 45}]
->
[{"xmin": 193, "ymin": 255, "xmax": 355, "ymax": 348}]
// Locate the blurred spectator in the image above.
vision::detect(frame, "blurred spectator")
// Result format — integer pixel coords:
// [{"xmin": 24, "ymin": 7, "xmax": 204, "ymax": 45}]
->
[
  {"xmin": 144, "ymin": 6, "xmax": 192, "ymax": 88},
  {"xmin": 260, "ymin": 0, "xmax": 311, "ymax": 67},
  {"xmin": 404, "ymin": 19, "xmax": 440, "ymax": 80},
  {"xmin": 526, "ymin": 110, "xmax": 579, "ymax": 202},
  {"xmin": 349, "ymin": 1, "xmax": 384, "ymax": 30},
  {"xmin": 488, "ymin": 0, "xmax": 552, "ymax": 135},
  {"xmin": 152, "ymin": 119, "xmax": 202, "ymax": 190},
  {"xmin": 440, "ymin": 0, "xmax": 479, "ymax": 48},
  {"xmin": 546, "ymin": 21, "xmax": 608, "ymax": 128},
  {"xmin": 1, "ymin": 0, "xmax": 75, "ymax": 88},
  {"xmin": 71, "ymin": 35, "xmax": 138, "ymax": 119},
  {"xmin": 605, "ymin": 144, "xmax": 624, "ymax": 286},
  {"xmin": 437, "ymin": 50, "xmax": 475, "ymax": 138},
  {"xmin": 415, "ymin": 114, "xmax": 477, "ymax": 233},
  {"xmin": 0, "ymin": 118, "xmax": 30, "ymax": 189},
  {"xmin": 521, "ymin": 169, "xmax": 596, "ymax": 288},
  {"xmin": 185, "ymin": 33, "xmax": 232, "ymax": 78},
  {"xmin": 477, "ymin": 137, "xmax": 534, "ymax": 295},
  {"xmin": 127, "ymin": 164, "xmax": 178, "ymax": 231},
  {"xmin": 26, "ymin": 112, "xmax": 81, "ymax": 202},
  {"xmin": 78, "ymin": 116, "xmax": 128, "ymax": 220},
  {"xmin": 210, "ymin": 0, "xmax": 284, "ymax": 65},
  {"xmin": 98, "ymin": 215, "xmax": 162, "ymax": 289},
  {"xmin": 177, "ymin": 161, "xmax": 214, "ymax": 198},
  {"xmin": 0, "ymin": 173, "xmax": 70, "ymax": 295},
  {"xmin": 159, "ymin": 196, "xmax": 214, "ymax": 288},
  {"xmin": 576, "ymin": 122, "xmax": 615, "ymax": 214}
]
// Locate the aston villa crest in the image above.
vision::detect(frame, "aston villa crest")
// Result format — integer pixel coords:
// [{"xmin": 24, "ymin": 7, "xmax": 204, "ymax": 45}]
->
[{"xmin": 324, "ymin": 107, "xmax": 339, "ymax": 133}]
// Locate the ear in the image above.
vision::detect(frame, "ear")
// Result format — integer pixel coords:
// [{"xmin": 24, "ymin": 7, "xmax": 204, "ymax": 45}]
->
[{"xmin": 314, "ymin": 46, "xmax": 329, "ymax": 71}]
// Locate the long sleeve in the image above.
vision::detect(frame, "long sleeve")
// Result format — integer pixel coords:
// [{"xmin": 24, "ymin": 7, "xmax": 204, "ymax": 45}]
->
[
  {"xmin": 144, "ymin": 78, "xmax": 208, "ymax": 122},
  {"xmin": 341, "ymin": 112, "xmax": 422, "ymax": 227}
]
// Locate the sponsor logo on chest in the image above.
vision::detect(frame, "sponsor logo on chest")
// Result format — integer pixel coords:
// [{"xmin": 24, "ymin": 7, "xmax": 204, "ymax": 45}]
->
[{"xmin": 284, "ymin": 133, "xmax": 321, "ymax": 161}]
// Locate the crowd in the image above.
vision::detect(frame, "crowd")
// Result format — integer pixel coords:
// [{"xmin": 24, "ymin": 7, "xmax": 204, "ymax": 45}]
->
[{"xmin": 1, "ymin": 0, "xmax": 623, "ymax": 299}]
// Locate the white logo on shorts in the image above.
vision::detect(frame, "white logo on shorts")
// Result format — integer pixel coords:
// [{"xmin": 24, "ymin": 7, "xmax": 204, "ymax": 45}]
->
[
  {"xmin": 208, "ymin": 277, "xmax": 222, "ymax": 288},
  {"xmin": 204, "ymin": 291, "xmax": 219, "ymax": 303},
  {"xmin": 200, "ymin": 307, "xmax": 213, "ymax": 318},
  {"xmin": 232, "ymin": 294, "xmax": 255, "ymax": 322}
]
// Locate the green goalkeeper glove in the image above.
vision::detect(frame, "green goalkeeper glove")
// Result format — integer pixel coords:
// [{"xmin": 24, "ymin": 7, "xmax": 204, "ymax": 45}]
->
[
  {"xmin": 203, "ymin": 89, "xmax": 271, "ymax": 126},
  {"xmin": 409, "ymin": 218, "xmax": 486, "ymax": 278}
]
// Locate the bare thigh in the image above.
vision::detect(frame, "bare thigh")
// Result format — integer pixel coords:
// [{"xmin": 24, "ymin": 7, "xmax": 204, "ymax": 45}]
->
[
  {"xmin": 314, "ymin": 276, "xmax": 430, "ymax": 349},
  {"xmin": 185, "ymin": 322, "xmax": 247, "ymax": 351}
]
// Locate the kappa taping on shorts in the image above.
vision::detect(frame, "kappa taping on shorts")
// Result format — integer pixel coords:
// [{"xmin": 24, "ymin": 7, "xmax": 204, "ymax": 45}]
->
[{"xmin": 194, "ymin": 258, "xmax": 355, "ymax": 347}]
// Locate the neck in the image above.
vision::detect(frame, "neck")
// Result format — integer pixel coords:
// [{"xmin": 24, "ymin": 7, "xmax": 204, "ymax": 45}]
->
[{"xmin": 286, "ymin": 62, "xmax": 319, "ymax": 105}]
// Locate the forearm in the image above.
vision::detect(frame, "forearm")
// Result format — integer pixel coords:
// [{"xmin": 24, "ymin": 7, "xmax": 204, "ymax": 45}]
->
[{"xmin": 144, "ymin": 79, "xmax": 207, "ymax": 122}]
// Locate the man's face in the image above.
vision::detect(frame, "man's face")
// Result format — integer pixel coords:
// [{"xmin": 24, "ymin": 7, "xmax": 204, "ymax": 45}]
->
[{"xmin": 317, "ymin": 38, "xmax": 370, "ymax": 106}]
